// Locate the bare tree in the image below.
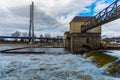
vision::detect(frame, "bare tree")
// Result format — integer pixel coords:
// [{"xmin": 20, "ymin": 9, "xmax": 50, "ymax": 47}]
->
[
  {"xmin": 57, "ymin": 36, "xmax": 60, "ymax": 39},
  {"xmin": 44, "ymin": 33, "xmax": 51, "ymax": 42},
  {"xmin": 40, "ymin": 34, "xmax": 43, "ymax": 38},
  {"xmin": 44, "ymin": 33, "xmax": 51, "ymax": 38},
  {"xmin": 11, "ymin": 31, "xmax": 21, "ymax": 41},
  {"xmin": 22, "ymin": 32, "xmax": 28, "ymax": 37},
  {"xmin": 21, "ymin": 32, "xmax": 28, "ymax": 42},
  {"xmin": 40, "ymin": 34, "xmax": 44, "ymax": 42}
]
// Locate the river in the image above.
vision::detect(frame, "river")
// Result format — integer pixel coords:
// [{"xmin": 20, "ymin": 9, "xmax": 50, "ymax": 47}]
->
[{"xmin": 0, "ymin": 44, "xmax": 120, "ymax": 80}]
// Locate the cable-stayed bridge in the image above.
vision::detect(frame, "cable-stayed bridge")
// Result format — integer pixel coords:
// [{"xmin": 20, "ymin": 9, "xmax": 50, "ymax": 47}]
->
[{"xmin": 0, "ymin": 2, "xmax": 63, "ymax": 43}]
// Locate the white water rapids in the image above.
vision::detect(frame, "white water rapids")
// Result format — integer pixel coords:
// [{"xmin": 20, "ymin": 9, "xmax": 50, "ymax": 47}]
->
[{"xmin": 0, "ymin": 44, "xmax": 120, "ymax": 80}]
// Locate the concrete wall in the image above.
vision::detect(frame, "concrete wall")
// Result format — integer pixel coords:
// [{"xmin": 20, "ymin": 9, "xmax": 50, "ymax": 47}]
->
[
  {"xmin": 64, "ymin": 32, "xmax": 71, "ymax": 50},
  {"xmin": 64, "ymin": 33, "xmax": 67, "ymax": 41},
  {"xmin": 70, "ymin": 22, "xmax": 84, "ymax": 33},
  {"xmin": 64, "ymin": 39, "xmax": 71, "ymax": 50},
  {"xmin": 71, "ymin": 33, "xmax": 101, "ymax": 53}
]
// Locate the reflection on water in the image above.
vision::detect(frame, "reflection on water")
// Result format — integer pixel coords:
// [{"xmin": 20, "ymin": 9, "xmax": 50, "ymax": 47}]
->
[{"xmin": 0, "ymin": 44, "xmax": 120, "ymax": 80}]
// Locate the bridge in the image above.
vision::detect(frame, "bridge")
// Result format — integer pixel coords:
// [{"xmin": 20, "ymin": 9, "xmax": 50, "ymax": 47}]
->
[
  {"xmin": 0, "ymin": 36, "xmax": 63, "ymax": 40},
  {"xmin": 81, "ymin": 0, "xmax": 120, "ymax": 33},
  {"xmin": 0, "ymin": 0, "xmax": 120, "ymax": 52},
  {"xmin": 64, "ymin": 0, "xmax": 120, "ymax": 53},
  {"xmin": 0, "ymin": 2, "xmax": 63, "ymax": 44}
]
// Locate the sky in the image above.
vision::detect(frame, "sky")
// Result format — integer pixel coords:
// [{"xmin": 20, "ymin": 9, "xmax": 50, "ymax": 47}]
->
[{"xmin": 0, "ymin": 0, "xmax": 119, "ymax": 37}]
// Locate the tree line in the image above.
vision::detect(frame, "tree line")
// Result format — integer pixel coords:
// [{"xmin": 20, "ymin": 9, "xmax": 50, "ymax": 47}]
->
[{"xmin": 0, "ymin": 31, "xmax": 63, "ymax": 42}]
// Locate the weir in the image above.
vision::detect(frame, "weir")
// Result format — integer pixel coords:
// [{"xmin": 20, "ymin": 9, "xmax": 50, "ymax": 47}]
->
[
  {"xmin": 0, "ymin": 1, "xmax": 120, "ymax": 79},
  {"xmin": 85, "ymin": 50, "xmax": 120, "ymax": 76}
]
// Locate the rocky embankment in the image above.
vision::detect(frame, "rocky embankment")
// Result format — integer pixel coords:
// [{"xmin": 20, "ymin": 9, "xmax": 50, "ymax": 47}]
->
[{"xmin": 84, "ymin": 51, "xmax": 120, "ymax": 77}]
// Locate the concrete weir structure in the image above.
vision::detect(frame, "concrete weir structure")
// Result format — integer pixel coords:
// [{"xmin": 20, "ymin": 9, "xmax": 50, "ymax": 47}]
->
[{"xmin": 64, "ymin": 16, "xmax": 101, "ymax": 53}]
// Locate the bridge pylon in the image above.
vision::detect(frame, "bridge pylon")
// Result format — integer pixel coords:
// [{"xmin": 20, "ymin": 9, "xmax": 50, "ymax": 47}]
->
[{"xmin": 29, "ymin": 2, "xmax": 34, "ymax": 44}]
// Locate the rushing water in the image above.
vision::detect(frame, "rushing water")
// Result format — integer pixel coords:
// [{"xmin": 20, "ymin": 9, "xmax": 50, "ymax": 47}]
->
[{"xmin": 0, "ymin": 44, "xmax": 120, "ymax": 80}]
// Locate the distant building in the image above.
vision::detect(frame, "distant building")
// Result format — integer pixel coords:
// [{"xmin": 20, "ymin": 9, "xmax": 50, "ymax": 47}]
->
[
  {"xmin": 64, "ymin": 16, "xmax": 101, "ymax": 53},
  {"xmin": 102, "ymin": 37, "xmax": 120, "ymax": 43}
]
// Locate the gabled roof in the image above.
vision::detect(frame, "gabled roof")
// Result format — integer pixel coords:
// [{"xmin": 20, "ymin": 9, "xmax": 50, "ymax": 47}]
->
[
  {"xmin": 64, "ymin": 31, "xmax": 69, "ymax": 34},
  {"xmin": 70, "ymin": 16, "xmax": 93, "ymax": 23}
]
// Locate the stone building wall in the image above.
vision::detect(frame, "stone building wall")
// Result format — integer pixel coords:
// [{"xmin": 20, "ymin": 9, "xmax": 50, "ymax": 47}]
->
[
  {"xmin": 71, "ymin": 33, "xmax": 101, "ymax": 53},
  {"xmin": 64, "ymin": 16, "xmax": 102, "ymax": 53},
  {"xmin": 64, "ymin": 39, "xmax": 71, "ymax": 50}
]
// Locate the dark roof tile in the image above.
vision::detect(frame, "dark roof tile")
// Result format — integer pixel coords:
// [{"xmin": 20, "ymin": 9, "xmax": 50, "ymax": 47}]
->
[
  {"xmin": 64, "ymin": 31, "xmax": 69, "ymax": 34},
  {"xmin": 71, "ymin": 16, "xmax": 93, "ymax": 22}
]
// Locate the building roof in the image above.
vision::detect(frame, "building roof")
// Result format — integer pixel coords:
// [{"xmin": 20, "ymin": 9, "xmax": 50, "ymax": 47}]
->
[
  {"xmin": 64, "ymin": 31, "xmax": 69, "ymax": 34},
  {"xmin": 70, "ymin": 16, "xmax": 93, "ymax": 23}
]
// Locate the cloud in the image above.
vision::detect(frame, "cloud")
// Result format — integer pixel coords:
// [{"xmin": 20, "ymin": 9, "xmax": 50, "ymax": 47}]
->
[
  {"xmin": 94, "ymin": 0, "xmax": 109, "ymax": 14},
  {"xmin": 94, "ymin": 0, "xmax": 120, "ymax": 37},
  {"xmin": 34, "ymin": 7, "xmax": 62, "ymax": 31},
  {"xmin": 0, "ymin": 0, "xmax": 119, "ymax": 38},
  {"xmin": 1, "ymin": 0, "xmax": 119, "ymax": 37},
  {"xmin": 34, "ymin": 0, "xmax": 96, "ymax": 34},
  {"xmin": 102, "ymin": 19, "xmax": 120, "ymax": 37},
  {"xmin": 1, "ymin": 0, "xmax": 109, "ymax": 37}
]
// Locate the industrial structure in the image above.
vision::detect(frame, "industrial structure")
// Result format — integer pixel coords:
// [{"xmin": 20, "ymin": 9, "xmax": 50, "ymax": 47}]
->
[
  {"xmin": 64, "ymin": 0, "xmax": 120, "ymax": 53},
  {"xmin": 64, "ymin": 16, "xmax": 101, "ymax": 53}
]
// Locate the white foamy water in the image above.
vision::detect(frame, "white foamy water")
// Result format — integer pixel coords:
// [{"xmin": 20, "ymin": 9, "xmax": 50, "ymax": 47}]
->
[
  {"xmin": 105, "ymin": 50, "xmax": 120, "ymax": 58},
  {"xmin": 0, "ymin": 45, "xmax": 120, "ymax": 80}
]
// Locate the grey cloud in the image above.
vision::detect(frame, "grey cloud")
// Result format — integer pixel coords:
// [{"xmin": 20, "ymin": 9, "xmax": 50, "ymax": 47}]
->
[
  {"xmin": 1, "ymin": 0, "xmax": 108, "ymax": 37},
  {"xmin": 9, "ymin": 5, "xmax": 29, "ymax": 18},
  {"xmin": 0, "ymin": 5, "xmax": 62, "ymax": 36},
  {"xmin": 34, "ymin": 7, "xmax": 62, "ymax": 31}
]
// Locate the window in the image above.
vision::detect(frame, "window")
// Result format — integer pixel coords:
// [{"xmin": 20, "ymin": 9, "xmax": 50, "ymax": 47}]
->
[{"xmin": 87, "ymin": 38, "xmax": 89, "ymax": 43}]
